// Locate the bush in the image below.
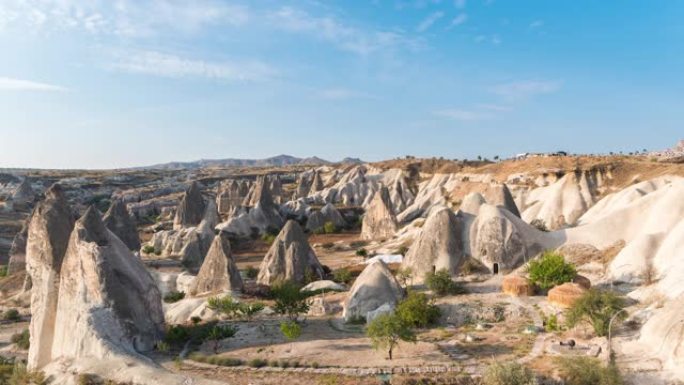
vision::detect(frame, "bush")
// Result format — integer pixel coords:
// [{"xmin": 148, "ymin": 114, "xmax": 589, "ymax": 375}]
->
[
  {"xmin": 544, "ymin": 313, "xmax": 559, "ymax": 332},
  {"xmin": 355, "ymin": 248, "xmax": 368, "ymax": 257},
  {"xmin": 280, "ymin": 320, "xmax": 302, "ymax": 341},
  {"xmin": 482, "ymin": 361, "xmax": 537, "ymax": 385},
  {"xmin": 323, "ymin": 221, "xmax": 337, "ymax": 234},
  {"xmin": 247, "ymin": 358, "xmax": 268, "ymax": 368},
  {"xmin": 244, "ymin": 266, "xmax": 259, "ymax": 280},
  {"xmin": 11, "ymin": 329, "xmax": 30, "ymax": 350},
  {"xmin": 141, "ymin": 245, "xmax": 156, "ymax": 254},
  {"xmin": 396, "ymin": 267, "xmax": 413, "ymax": 287},
  {"xmin": 6, "ymin": 362, "xmax": 48, "ymax": 385},
  {"xmin": 207, "ymin": 296, "xmax": 241, "ymax": 318},
  {"xmin": 566, "ymin": 289, "xmax": 625, "ymax": 337},
  {"xmin": 0, "ymin": 266, "xmax": 8, "ymax": 277},
  {"xmin": 333, "ymin": 268, "xmax": 352, "ymax": 284},
  {"xmin": 155, "ymin": 341, "xmax": 170, "ymax": 352},
  {"xmin": 3, "ymin": 309, "xmax": 21, "ymax": 322},
  {"xmin": 238, "ymin": 302, "xmax": 265, "ymax": 320},
  {"xmin": 556, "ymin": 357, "xmax": 623, "ymax": 385},
  {"xmin": 163, "ymin": 291, "xmax": 185, "ymax": 303},
  {"xmin": 527, "ymin": 251, "xmax": 576, "ymax": 291},
  {"xmin": 271, "ymin": 281, "xmax": 309, "ymax": 321},
  {"xmin": 394, "ymin": 246, "xmax": 409, "ymax": 256},
  {"xmin": 395, "ymin": 292, "xmax": 441, "ymax": 328},
  {"xmin": 261, "ymin": 233, "xmax": 276, "ymax": 244},
  {"xmin": 425, "ymin": 269, "xmax": 465, "ymax": 296}
]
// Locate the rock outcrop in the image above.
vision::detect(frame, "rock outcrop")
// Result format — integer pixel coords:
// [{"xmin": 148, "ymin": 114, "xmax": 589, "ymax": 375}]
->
[
  {"xmin": 343, "ymin": 260, "xmax": 403, "ymax": 322},
  {"xmin": 483, "ymin": 183, "xmax": 521, "ymax": 217},
  {"xmin": 190, "ymin": 232, "xmax": 243, "ymax": 295},
  {"xmin": 469, "ymin": 204, "xmax": 551, "ymax": 273},
  {"xmin": 459, "ymin": 192, "xmax": 486, "ymax": 216},
  {"xmin": 51, "ymin": 207, "xmax": 164, "ymax": 361},
  {"xmin": 103, "ymin": 199, "xmax": 140, "ymax": 251},
  {"xmin": 11, "ymin": 178, "xmax": 35, "ymax": 205},
  {"xmin": 256, "ymin": 220, "xmax": 323, "ymax": 285},
  {"xmin": 306, "ymin": 203, "xmax": 346, "ymax": 233},
  {"xmin": 26, "ymin": 184, "xmax": 75, "ymax": 369},
  {"xmin": 402, "ymin": 206, "xmax": 465, "ymax": 282},
  {"xmin": 216, "ymin": 176, "xmax": 284, "ymax": 237},
  {"xmin": 7, "ymin": 215, "xmax": 30, "ymax": 275},
  {"xmin": 173, "ymin": 182, "xmax": 206, "ymax": 229},
  {"xmin": 361, "ymin": 186, "xmax": 397, "ymax": 240}
]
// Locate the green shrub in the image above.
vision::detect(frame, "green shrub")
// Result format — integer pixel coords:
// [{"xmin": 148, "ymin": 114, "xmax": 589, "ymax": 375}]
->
[
  {"xmin": 482, "ymin": 361, "xmax": 537, "ymax": 385},
  {"xmin": 527, "ymin": 251, "xmax": 576, "ymax": 291},
  {"xmin": 238, "ymin": 302, "xmax": 265, "ymax": 320},
  {"xmin": 207, "ymin": 296, "xmax": 241, "ymax": 318},
  {"xmin": 425, "ymin": 269, "xmax": 465, "ymax": 296},
  {"xmin": 323, "ymin": 221, "xmax": 337, "ymax": 234},
  {"xmin": 6, "ymin": 362, "xmax": 48, "ymax": 385},
  {"xmin": 271, "ymin": 281, "xmax": 309, "ymax": 321},
  {"xmin": 566, "ymin": 289, "xmax": 625, "ymax": 337},
  {"xmin": 355, "ymin": 248, "xmax": 368, "ymax": 257},
  {"xmin": 11, "ymin": 329, "xmax": 30, "ymax": 350},
  {"xmin": 333, "ymin": 268, "xmax": 352, "ymax": 284},
  {"xmin": 395, "ymin": 292, "xmax": 441, "ymax": 328},
  {"xmin": 244, "ymin": 266, "xmax": 259, "ymax": 280},
  {"xmin": 141, "ymin": 245, "xmax": 156, "ymax": 254},
  {"xmin": 155, "ymin": 341, "xmax": 170, "ymax": 352},
  {"xmin": 394, "ymin": 246, "xmax": 409, "ymax": 256},
  {"xmin": 247, "ymin": 358, "xmax": 268, "ymax": 368},
  {"xmin": 396, "ymin": 267, "xmax": 413, "ymax": 287},
  {"xmin": 280, "ymin": 320, "xmax": 302, "ymax": 341},
  {"xmin": 3, "ymin": 309, "xmax": 21, "ymax": 322},
  {"xmin": 261, "ymin": 233, "xmax": 276, "ymax": 244},
  {"xmin": 544, "ymin": 313, "xmax": 559, "ymax": 332},
  {"xmin": 164, "ymin": 325, "xmax": 191, "ymax": 346},
  {"xmin": 190, "ymin": 316, "xmax": 202, "ymax": 325},
  {"xmin": 163, "ymin": 291, "xmax": 185, "ymax": 303},
  {"xmin": 556, "ymin": 357, "xmax": 623, "ymax": 385},
  {"xmin": 0, "ymin": 266, "xmax": 8, "ymax": 277}
]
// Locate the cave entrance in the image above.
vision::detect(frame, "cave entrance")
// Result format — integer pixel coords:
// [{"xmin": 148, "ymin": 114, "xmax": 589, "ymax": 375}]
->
[{"xmin": 492, "ymin": 263, "xmax": 499, "ymax": 275}]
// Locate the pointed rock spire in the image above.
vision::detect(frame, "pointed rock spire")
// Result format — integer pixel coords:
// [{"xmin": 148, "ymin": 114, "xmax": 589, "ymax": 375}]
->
[
  {"xmin": 257, "ymin": 220, "xmax": 323, "ymax": 285},
  {"xmin": 361, "ymin": 186, "xmax": 397, "ymax": 240},
  {"xmin": 173, "ymin": 181, "xmax": 206, "ymax": 229},
  {"xmin": 26, "ymin": 183, "xmax": 75, "ymax": 369},
  {"xmin": 483, "ymin": 183, "xmax": 521, "ymax": 217},
  {"xmin": 191, "ymin": 232, "xmax": 243, "ymax": 295},
  {"xmin": 343, "ymin": 260, "xmax": 403, "ymax": 322},
  {"xmin": 103, "ymin": 199, "xmax": 140, "ymax": 250}
]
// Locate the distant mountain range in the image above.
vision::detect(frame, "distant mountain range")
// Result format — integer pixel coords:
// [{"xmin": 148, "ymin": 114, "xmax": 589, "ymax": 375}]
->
[{"xmin": 139, "ymin": 155, "xmax": 363, "ymax": 170}]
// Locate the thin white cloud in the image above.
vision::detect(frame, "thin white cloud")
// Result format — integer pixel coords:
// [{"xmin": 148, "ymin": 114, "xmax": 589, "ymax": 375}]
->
[
  {"xmin": 318, "ymin": 88, "xmax": 376, "ymax": 101},
  {"xmin": 474, "ymin": 34, "xmax": 501, "ymax": 44},
  {"xmin": 434, "ymin": 108, "xmax": 488, "ymax": 121},
  {"xmin": 454, "ymin": 0, "xmax": 467, "ymax": 9},
  {"xmin": 108, "ymin": 51, "xmax": 276, "ymax": 82},
  {"xmin": 0, "ymin": 0, "xmax": 248, "ymax": 36},
  {"xmin": 491, "ymin": 80, "xmax": 562, "ymax": 100},
  {"xmin": 529, "ymin": 20, "xmax": 544, "ymax": 29},
  {"xmin": 476, "ymin": 103, "xmax": 512, "ymax": 112},
  {"xmin": 270, "ymin": 6, "xmax": 419, "ymax": 55},
  {"xmin": 0, "ymin": 77, "xmax": 67, "ymax": 92},
  {"xmin": 416, "ymin": 11, "xmax": 444, "ymax": 32},
  {"xmin": 447, "ymin": 13, "xmax": 467, "ymax": 29}
]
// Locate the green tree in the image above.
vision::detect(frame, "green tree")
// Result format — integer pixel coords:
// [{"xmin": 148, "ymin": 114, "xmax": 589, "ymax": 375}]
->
[
  {"xmin": 395, "ymin": 291, "xmax": 441, "ymax": 328},
  {"xmin": 238, "ymin": 302, "xmax": 265, "ymax": 321},
  {"xmin": 323, "ymin": 221, "xmax": 337, "ymax": 234},
  {"xmin": 271, "ymin": 281, "xmax": 310, "ymax": 321},
  {"xmin": 396, "ymin": 267, "xmax": 413, "ymax": 287},
  {"xmin": 207, "ymin": 296, "xmax": 241, "ymax": 319},
  {"xmin": 566, "ymin": 289, "xmax": 625, "ymax": 337},
  {"xmin": 366, "ymin": 313, "xmax": 416, "ymax": 360},
  {"xmin": 280, "ymin": 320, "xmax": 302, "ymax": 340},
  {"xmin": 527, "ymin": 251, "xmax": 577, "ymax": 291}
]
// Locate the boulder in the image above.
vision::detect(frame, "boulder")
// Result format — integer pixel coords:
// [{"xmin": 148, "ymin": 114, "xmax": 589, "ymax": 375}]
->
[
  {"xmin": 190, "ymin": 232, "xmax": 243, "ymax": 295},
  {"xmin": 173, "ymin": 181, "xmax": 206, "ymax": 229},
  {"xmin": 343, "ymin": 260, "xmax": 403, "ymax": 322},
  {"xmin": 26, "ymin": 184, "xmax": 75, "ymax": 369},
  {"xmin": 361, "ymin": 186, "xmax": 397, "ymax": 240},
  {"xmin": 256, "ymin": 220, "xmax": 323, "ymax": 286},
  {"xmin": 306, "ymin": 203, "xmax": 346, "ymax": 232},
  {"xmin": 51, "ymin": 206, "xmax": 165, "ymax": 361},
  {"xmin": 103, "ymin": 199, "xmax": 140, "ymax": 250},
  {"xmin": 502, "ymin": 275, "xmax": 533, "ymax": 296},
  {"xmin": 302, "ymin": 280, "xmax": 346, "ymax": 292},
  {"xmin": 547, "ymin": 283, "xmax": 587, "ymax": 308},
  {"xmin": 459, "ymin": 192, "xmax": 486, "ymax": 216},
  {"xmin": 402, "ymin": 206, "xmax": 465, "ymax": 282}
]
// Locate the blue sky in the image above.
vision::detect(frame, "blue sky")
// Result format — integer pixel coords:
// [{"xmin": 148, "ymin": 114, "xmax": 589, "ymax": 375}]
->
[{"xmin": 0, "ymin": 0, "xmax": 682, "ymax": 169}]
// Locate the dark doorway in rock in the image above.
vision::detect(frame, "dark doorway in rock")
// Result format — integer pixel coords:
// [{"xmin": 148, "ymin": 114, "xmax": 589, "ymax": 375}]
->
[
  {"xmin": 493, "ymin": 263, "xmax": 499, "ymax": 275},
  {"xmin": 432, "ymin": 265, "xmax": 436, "ymax": 274}
]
